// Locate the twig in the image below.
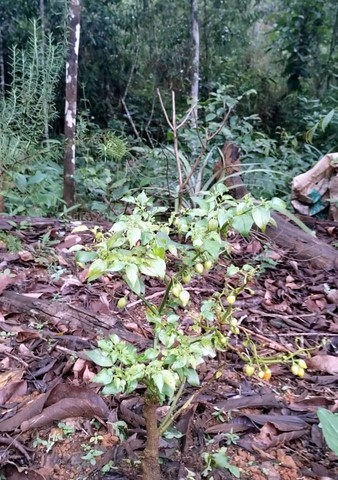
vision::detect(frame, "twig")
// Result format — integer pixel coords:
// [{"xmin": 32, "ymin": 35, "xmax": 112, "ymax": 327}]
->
[{"xmin": 240, "ymin": 326, "xmax": 293, "ymax": 353}]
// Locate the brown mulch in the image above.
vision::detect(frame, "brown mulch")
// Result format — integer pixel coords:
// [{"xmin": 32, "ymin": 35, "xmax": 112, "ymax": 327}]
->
[{"xmin": 0, "ymin": 216, "xmax": 337, "ymax": 480}]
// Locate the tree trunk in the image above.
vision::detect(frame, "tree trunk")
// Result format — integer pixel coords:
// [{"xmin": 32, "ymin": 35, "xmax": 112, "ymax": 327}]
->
[
  {"xmin": 39, "ymin": 0, "xmax": 49, "ymax": 141},
  {"xmin": 190, "ymin": 0, "xmax": 200, "ymax": 127},
  {"xmin": 142, "ymin": 394, "xmax": 161, "ymax": 480},
  {"xmin": 63, "ymin": 0, "xmax": 81, "ymax": 207},
  {"xmin": 215, "ymin": 142, "xmax": 338, "ymax": 271},
  {"xmin": 326, "ymin": 5, "xmax": 338, "ymax": 90},
  {"xmin": 0, "ymin": 27, "xmax": 5, "ymax": 98}
]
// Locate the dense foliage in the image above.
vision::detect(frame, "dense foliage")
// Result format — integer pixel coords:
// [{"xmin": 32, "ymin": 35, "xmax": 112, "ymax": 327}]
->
[{"xmin": 1, "ymin": 0, "xmax": 338, "ymax": 215}]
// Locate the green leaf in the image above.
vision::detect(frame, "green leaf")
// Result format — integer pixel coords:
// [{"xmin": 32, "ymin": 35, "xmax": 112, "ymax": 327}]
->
[
  {"xmin": 102, "ymin": 377, "xmax": 126, "ymax": 395},
  {"xmin": 86, "ymin": 349, "xmax": 114, "ymax": 367},
  {"xmin": 125, "ymin": 263, "xmax": 139, "ymax": 289},
  {"xmin": 269, "ymin": 197, "xmax": 286, "ymax": 210},
  {"xmin": 14, "ymin": 173, "xmax": 27, "ymax": 193},
  {"xmin": 152, "ymin": 372, "xmax": 164, "ymax": 393},
  {"xmin": 317, "ymin": 408, "xmax": 338, "ymax": 455},
  {"xmin": 127, "ymin": 227, "xmax": 141, "ymax": 248},
  {"xmin": 75, "ymin": 250, "xmax": 98, "ymax": 265},
  {"xmin": 321, "ymin": 109, "xmax": 335, "ymax": 131},
  {"xmin": 162, "ymin": 370, "xmax": 177, "ymax": 391},
  {"xmin": 93, "ymin": 368, "xmax": 113, "ymax": 385},
  {"xmin": 252, "ymin": 206, "xmax": 270, "ymax": 231},
  {"xmin": 183, "ymin": 368, "xmax": 200, "ymax": 386},
  {"xmin": 232, "ymin": 213, "xmax": 253, "ymax": 237},
  {"xmin": 217, "ymin": 209, "xmax": 230, "ymax": 228},
  {"xmin": 87, "ymin": 258, "xmax": 108, "ymax": 281},
  {"xmin": 139, "ymin": 257, "xmax": 166, "ymax": 278}
]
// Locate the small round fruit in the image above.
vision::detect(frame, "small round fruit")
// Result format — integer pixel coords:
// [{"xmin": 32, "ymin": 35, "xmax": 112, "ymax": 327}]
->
[
  {"xmin": 204, "ymin": 260, "xmax": 213, "ymax": 270},
  {"xmin": 208, "ymin": 219, "xmax": 219, "ymax": 232},
  {"xmin": 193, "ymin": 238, "xmax": 203, "ymax": 249},
  {"xmin": 226, "ymin": 294, "xmax": 236, "ymax": 305},
  {"xmin": 195, "ymin": 263, "xmax": 204, "ymax": 274},
  {"xmin": 172, "ymin": 285, "xmax": 181, "ymax": 298},
  {"xmin": 182, "ymin": 272, "xmax": 192, "ymax": 284},
  {"xmin": 179, "ymin": 290, "xmax": 190, "ymax": 307},
  {"xmin": 117, "ymin": 297, "xmax": 128, "ymax": 309},
  {"xmin": 297, "ymin": 359, "xmax": 307, "ymax": 369},
  {"xmin": 263, "ymin": 368, "xmax": 272, "ymax": 381},
  {"xmin": 243, "ymin": 365, "xmax": 255, "ymax": 376},
  {"xmin": 291, "ymin": 364, "xmax": 300, "ymax": 376},
  {"xmin": 257, "ymin": 370, "xmax": 265, "ymax": 379},
  {"xmin": 297, "ymin": 367, "xmax": 305, "ymax": 377}
]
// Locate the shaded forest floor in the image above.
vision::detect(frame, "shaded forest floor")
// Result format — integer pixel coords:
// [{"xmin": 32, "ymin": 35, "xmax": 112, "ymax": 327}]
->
[{"xmin": 0, "ymin": 215, "xmax": 337, "ymax": 480}]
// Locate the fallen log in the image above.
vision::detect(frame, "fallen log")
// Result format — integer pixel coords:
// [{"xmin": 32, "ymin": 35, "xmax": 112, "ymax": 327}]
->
[
  {"xmin": 215, "ymin": 142, "xmax": 338, "ymax": 270},
  {"xmin": 0, "ymin": 291, "xmax": 150, "ymax": 350}
]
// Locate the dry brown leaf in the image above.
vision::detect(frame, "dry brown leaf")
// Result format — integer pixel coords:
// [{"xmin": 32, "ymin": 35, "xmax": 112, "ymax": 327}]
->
[
  {"xmin": 18, "ymin": 251, "xmax": 34, "ymax": 262},
  {"xmin": 0, "ymin": 273, "xmax": 16, "ymax": 293},
  {"xmin": 307, "ymin": 354, "xmax": 338, "ymax": 374}
]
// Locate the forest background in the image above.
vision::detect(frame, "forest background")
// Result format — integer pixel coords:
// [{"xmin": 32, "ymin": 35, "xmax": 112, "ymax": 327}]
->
[{"xmin": 1, "ymin": 0, "xmax": 338, "ymax": 217}]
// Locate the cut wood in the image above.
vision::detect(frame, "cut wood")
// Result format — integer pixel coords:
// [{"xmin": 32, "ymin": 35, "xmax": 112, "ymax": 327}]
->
[{"xmin": 215, "ymin": 142, "xmax": 338, "ymax": 270}]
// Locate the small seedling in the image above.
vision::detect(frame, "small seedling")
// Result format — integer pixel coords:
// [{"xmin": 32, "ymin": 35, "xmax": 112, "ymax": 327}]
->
[
  {"xmin": 81, "ymin": 444, "xmax": 103, "ymax": 465},
  {"xmin": 110, "ymin": 420, "xmax": 128, "ymax": 441},
  {"xmin": 201, "ymin": 447, "xmax": 240, "ymax": 478},
  {"xmin": 58, "ymin": 421, "xmax": 75, "ymax": 437}
]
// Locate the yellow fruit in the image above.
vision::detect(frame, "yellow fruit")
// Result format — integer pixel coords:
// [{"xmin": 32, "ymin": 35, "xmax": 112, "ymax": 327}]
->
[
  {"xmin": 181, "ymin": 272, "xmax": 192, "ymax": 284},
  {"xmin": 291, "ymin": 364, "xmax": 300, "ymax": 376},
  {"xmin": 208, "ymin": 219, "xmax": 219, "ymax": 232},
  {"xmin": 263, "ymin": 368, "xmax": 272, "ymax": 381},
  {"xmin": 243, "ymin": 365, "xmax": 255, "ymax": 376},
  {"xmin": 258, "ymin": 370, "xmax": 265, "ymax": 379},
  {"xmin": 195, "ymin": 263, "xmax": 204, "ymax": 274},
  {"xmin": 117, "ymin": 297, "xmax": 128, "ymax": 309},
  {"xmin": 179, "ymin": 290, "xmax": 190, "ymax": 307},
  {"xmin": 297, "ymin": 367, "xmax": 305, "ymax": 377},
  {"xmin": 204, "ymin": 260, "xmax": 213, "ymax": 270},
  {"xmin": 172, "ymin": 285, "xmax": 181, "ymax": 298},
  {"xmin": 226, "ymin": 294, "xmax": 236, "ymax": 305},
  {"xmin": 297, "ymin": 359, "xmax": 307, "ymax": 369}
]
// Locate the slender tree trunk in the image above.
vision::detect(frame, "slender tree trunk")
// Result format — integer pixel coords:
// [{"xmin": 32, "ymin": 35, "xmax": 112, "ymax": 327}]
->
[
  {"xmin": 39, "ymin": 0, "xmax": 49, "ymax": 140},
  {"xmin": 326, "ymin": 5, "xmax": 338, "ymax": 90},
  {"xmin": 190, "ymin": 0, "xmax": 200, "ymax": 127},
  {"xmin": 63, "ymin": 0, "xmax": 81, "ymax": 207},
  {"xmin": 0, "ymin": 28, "xmax": 4, "ymax": 212},
  {"xmin": 0, "ymin": 27, "xmax": 5, "ymax": 98}
]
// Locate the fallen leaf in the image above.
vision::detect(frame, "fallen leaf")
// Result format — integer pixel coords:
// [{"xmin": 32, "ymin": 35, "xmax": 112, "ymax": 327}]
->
[
  {"xmin": 18, "ymin": 251, "xmax": 34, "ymax": 262},
  {"xmin": 307, "ymin": 355, "xmax": 338, "ymax": 375}
]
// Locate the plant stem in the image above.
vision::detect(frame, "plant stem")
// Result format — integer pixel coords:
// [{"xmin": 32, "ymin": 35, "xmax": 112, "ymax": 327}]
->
[
  {"xmin": 159, "ymin": 380, "xmax": 186, "ymax": 435},
  {"xmin": 142, "ymin": 393, "xmax": 161, "ymax": 480}
]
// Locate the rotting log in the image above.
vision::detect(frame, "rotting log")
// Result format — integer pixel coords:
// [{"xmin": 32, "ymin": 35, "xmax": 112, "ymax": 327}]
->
[
  {"xmin": 0, "ymin": 215, "xmax": 112, "ymax": 231},
  {"xmin": 0, "ymin": 291, "xmax": 150, "ymax": 350},
  {"xmin": 214, "ymin": 142, "xmax": 338, "ymax": 271}
]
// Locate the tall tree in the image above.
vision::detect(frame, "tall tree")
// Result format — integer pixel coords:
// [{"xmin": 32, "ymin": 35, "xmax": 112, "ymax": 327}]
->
[
  {"xmin": 39, "ymin": 0, "xmax": 49, "ymax": 140},
  {"xmin": 63, "ymin": 0, "xmax": 80, "ymax": 207},
  {"xmin": 191, "ymin": 0, "xmax": 200, "ymax": 127}
]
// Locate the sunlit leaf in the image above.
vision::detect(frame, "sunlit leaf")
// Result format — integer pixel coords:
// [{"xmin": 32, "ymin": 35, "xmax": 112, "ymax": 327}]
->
[
  {"xmin": 87, "ymin": 258, "xmax": 108, "ymax": 281},
  {"xmin": 232, "ymin": 213, "xmax": 253, "ymax": 237},
  {"xmin": 252, "ymin": 206, "xmax": 270, "ymax": 231},
  {"xmin": 317, "ymin": 408, "xmax": 338, "ymax": 455},
  {"xmin": 86, "ymin": 349, "xmax": 114, "ymax": 367}
]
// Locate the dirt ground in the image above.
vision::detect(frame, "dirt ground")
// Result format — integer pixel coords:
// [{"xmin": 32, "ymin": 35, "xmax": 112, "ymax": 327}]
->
[{"xmin": 0, "ymin": 216, "xmax": 337, "ymax": 480}]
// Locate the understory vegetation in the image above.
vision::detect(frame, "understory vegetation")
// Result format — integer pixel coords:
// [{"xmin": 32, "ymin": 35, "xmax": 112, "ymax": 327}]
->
[
  {"xmin": 0, "ymin": 1, "xmax": 338, "ymax": 479},
  {"xmin": 0, "ymin": 0, "xmax": 338, "ymax": 217}
]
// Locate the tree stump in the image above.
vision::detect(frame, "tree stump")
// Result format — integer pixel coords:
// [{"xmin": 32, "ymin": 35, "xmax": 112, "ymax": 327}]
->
[{"xmin": 214, "ymin": 142, "xmax": 338, "ymax": 270}]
